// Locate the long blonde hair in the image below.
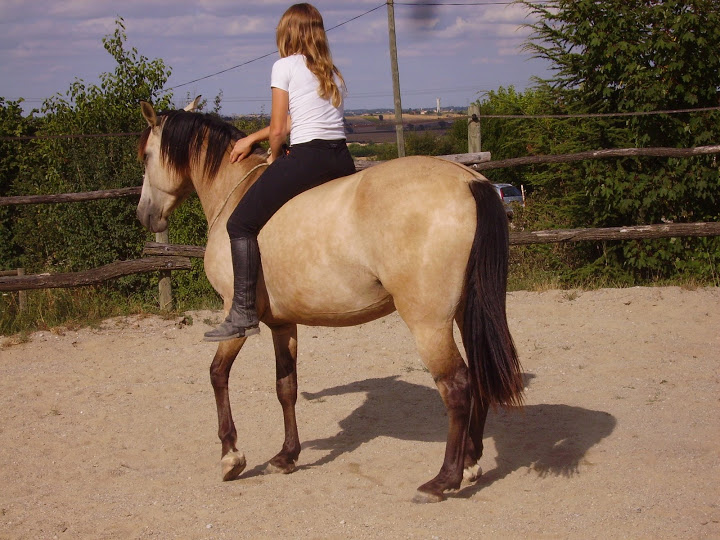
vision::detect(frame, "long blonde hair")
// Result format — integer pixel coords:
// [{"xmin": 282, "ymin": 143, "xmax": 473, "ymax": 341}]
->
[{"xmin": 276, "ymin": 3, "xmax": 346, "ymax": 108}]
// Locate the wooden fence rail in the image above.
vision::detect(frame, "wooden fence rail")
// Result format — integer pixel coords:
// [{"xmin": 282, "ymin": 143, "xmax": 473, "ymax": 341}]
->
[
  {"xmin": 0, "ymin": 257, "xmax": 191, "ymax": 293},
  {"xmin": 0, "ymin": 153, "xmax": 491, "ymax": 206},
  {"xmin": 141, "ymin": 222, "xmax": 720, "ymax": 260},
  {"xmin": 143, "ymin": 242, "xmax": 206, "ymax": 258},
  {"xmin": 0, "ymin": 186, "xmax": 141, "ymax": 207},
  {"xmin": 4, "ymin": 221, "xmax": 717, "ymax": 294},
  {"xmin": 1, "ymin": 146, "xmax": 718, "ymax": 298},
  {"xmin": 509, "ymin": 222, "xmax": 720, "ymax": 245},
  {"xmin": 474, "ymin": 145, "xmax": 720, "ymax": 172},
  {"xmin": 2, "ymin": 144, "xmax": 717, "ymax": 206}
]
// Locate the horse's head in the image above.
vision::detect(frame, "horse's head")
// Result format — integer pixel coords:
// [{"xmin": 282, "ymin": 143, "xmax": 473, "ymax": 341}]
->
[
  {"xmin": 136, "ymin": 101, "xmax": 190, "ymax": 233},
  {"xmin": 136, "ymin": 100, "xmax": 266, "ymax": 233}
]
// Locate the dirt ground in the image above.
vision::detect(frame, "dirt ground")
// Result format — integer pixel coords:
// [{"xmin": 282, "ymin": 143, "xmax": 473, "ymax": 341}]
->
[{"xmin": 1, "ymin": 286, "xmax": 718, "ymax": 539}]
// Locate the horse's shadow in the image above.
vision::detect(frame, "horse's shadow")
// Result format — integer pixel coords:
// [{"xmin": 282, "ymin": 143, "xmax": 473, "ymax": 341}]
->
[{"xmin": 283, "ymin": 374, "xmax": 616, "ymax": 494}]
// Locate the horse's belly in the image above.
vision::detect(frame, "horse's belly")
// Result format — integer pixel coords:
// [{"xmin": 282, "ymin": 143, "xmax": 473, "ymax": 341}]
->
[
  {"xmin": 256, "ymin": 174, "xmax": 395, "ymax": 325},
  {"xmin": 262, "ymin": 259, "xmax": 395, "ymax": 326}
]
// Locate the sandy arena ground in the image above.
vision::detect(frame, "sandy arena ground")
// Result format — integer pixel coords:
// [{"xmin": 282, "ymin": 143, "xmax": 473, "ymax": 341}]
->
[{"xmin": 1, "ymin": 286, "xmax": 718, "ymax": 539}]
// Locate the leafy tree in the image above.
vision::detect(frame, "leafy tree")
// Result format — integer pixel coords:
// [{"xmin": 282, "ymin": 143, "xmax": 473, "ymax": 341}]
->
[
  {"xmin": 475, "ymin": 86, "xmax": 570, "ymax": 194},
  {"xmin": 0, "ymin": 98, "xmax": 35, "ymax": 268},
  {"xmin": 521, "ymin": 0, "xmax": 720, "ymax": 282},
  {"xmin": 213, "ymin": 90, "xmax": 224, "ymax": 115},
  {"xmin": 11, "ymin": 17, "xmax": 173, "ymax": 293}
]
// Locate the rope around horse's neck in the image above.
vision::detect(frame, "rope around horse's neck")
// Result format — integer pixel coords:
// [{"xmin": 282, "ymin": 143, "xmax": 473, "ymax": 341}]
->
[{"xmin": 207, "ymin": 162, "xmax": 270, "ymax": 234}]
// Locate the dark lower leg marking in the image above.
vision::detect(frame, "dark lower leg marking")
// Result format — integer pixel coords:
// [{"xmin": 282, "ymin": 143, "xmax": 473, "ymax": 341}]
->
[
  {"xmin": 267, "ymin": 324, "xmax": 301, "ymax": 473},
  {"xmin": 416, "ymin": 363, "xmax": 471, "ymax": 501}
]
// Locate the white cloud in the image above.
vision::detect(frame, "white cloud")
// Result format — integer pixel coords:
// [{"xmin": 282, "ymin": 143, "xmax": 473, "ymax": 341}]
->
[
  {"xmin": 120, "ymin": 13, "xmax": 270, "ymax": 39},
  {"xmin": 0, "ymin": 1, "xmax": 551, "ymax": 113}
]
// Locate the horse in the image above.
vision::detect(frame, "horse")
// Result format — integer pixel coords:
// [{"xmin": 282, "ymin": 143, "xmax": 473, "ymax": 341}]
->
[{"xmin": 136, "ymin": 101, "xmax": 523, "ymax": 503}]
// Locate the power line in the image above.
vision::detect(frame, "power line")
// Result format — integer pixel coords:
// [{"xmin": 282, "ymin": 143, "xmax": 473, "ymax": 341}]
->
[
  {"xmin": 395, "ymin": 1, "xmax": 516, "ymax": 4},
  {"xmin": 326, "ymin": 3, "xmax": 388, "ymax": 31},
  {"xmin": 477, "ymin": 106, "xmax": 720, "ymax": 119},
  {"xmin": 394, "ymin": 1, "xmax": 552, "ymax": 5},
  {"xmin": 164, "ymin": 50, "xmax": 277, "ymax": 92},
  {"xmin": 3, "ymin": 106, "xmax": 718, "ymax": 141},
  {"xmin": 0, "ymin": 132, "xmax": 142, "ymax": 142},
  {"xmin": 165, "ymin": 3, "xmax": 387, "ymax": 92}
]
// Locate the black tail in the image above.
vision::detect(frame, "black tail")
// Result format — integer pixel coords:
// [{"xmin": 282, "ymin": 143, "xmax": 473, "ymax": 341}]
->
[{"xmin": 462, "ymin": 180, "xmax": 523, "ymax": 408}]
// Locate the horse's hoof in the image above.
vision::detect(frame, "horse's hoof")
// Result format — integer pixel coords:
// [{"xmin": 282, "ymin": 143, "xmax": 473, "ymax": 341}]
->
[
  {"xmin": 412, "ymin": 490, "xmax": 445, "ymax": 504},
  {"xmin": 463, "ymin": 462, "xmax": 482, "ymax": 483},
  {"xmin": 221, "ymin": 451, "xmax": 246, "ymax": 481},
  {"xmin": 264, "ymin": 459, "xmax": 296, "ymax": 475}
]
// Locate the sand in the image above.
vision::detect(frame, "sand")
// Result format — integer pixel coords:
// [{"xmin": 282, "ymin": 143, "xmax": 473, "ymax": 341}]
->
[{"xmin": 1, "ymin": 286, "xmax": 718, "ymax": 539}]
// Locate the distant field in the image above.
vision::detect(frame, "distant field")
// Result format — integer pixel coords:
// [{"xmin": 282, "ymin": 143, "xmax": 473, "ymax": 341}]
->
[
  {"xmin": 346, "ymin": 129, "xmax": 451, "ymax": 144},
  {"xmin": 345, "ymin": 113, "xmax": 463, "ymax": 143},
  {"xmin": 345, "ymin": 113, "xmax": 464, "ymax": 124}
]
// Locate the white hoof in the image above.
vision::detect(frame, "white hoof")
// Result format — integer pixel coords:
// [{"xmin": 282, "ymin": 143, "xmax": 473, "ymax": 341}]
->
[
  {"xmin": 221, "ymin": 451, "xmax": 246, "ymax": 481},
  {"xmin": 463, "ymin": 462, "xmax": 482, "ymax": 483},
  {"xmin": 264, "ymin": 460, "xmax": 296, "ymax": 475}
]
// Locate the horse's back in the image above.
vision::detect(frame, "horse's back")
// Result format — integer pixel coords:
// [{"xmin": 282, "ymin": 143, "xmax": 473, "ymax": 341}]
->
[{"xmin": 258, "ymin": 156, "xmax": 480, "ymax": 326}]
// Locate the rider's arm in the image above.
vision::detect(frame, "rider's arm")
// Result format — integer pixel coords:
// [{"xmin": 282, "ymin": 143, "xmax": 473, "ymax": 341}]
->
[
  {"xmin": 268, "ymin": 87, "xmax": 290, "ymax": 163},
  {"xmin": 229, "ymin": 88, "xmax": 291, "ymax": 163}
]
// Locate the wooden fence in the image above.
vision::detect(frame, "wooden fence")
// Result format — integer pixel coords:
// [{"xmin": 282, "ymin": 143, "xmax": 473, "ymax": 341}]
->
[{"xmin": 1, "ymin": 146, "xmax": 719, "ymax": 305}]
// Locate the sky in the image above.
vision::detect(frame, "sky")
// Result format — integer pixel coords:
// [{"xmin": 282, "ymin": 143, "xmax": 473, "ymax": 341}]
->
[{"xmin": 0, "ymin": 0, "xmax": 553, "ymax": 116}]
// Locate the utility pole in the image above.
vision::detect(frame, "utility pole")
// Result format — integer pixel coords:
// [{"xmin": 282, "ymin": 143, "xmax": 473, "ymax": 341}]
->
[
  {"xmin": 468, "ymin": 103, "xmax": 481, "ymax": 153},
  {"xmin": 386, "ymin": 0, "xmax": 406, "ymax": 157}
]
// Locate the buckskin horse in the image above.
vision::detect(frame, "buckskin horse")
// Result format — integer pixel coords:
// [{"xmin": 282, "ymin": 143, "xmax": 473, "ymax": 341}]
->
[{"xmin": 136, "ymin": 101, "xmax": 522, "ymax": 502}]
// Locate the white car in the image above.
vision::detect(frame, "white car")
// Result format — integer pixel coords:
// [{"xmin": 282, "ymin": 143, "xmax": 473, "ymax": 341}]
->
[{"xmin": 492, "ymin": 183, "xmax": 524, "ymax": 219}]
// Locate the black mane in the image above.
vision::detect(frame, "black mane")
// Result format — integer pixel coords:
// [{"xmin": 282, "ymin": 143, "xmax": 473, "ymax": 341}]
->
[{"xmin": 138, "ymin": 110, "xmax": 263, "ymax": 181}]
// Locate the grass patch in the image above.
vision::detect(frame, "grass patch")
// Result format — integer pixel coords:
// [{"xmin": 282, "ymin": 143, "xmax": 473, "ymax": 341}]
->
[
  {"xmin": 0, "ymin": 285, "xmax": 219, "ymax": 337},
  {"xmin": 348, "ymin": 142, "xmax": 397, "ymax": 160}
]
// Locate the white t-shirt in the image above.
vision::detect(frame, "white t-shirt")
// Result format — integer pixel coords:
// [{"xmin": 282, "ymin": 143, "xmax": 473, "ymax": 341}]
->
[{"xmin": 270, "ymin": 54, "xmax": 346, "ymax": 145}]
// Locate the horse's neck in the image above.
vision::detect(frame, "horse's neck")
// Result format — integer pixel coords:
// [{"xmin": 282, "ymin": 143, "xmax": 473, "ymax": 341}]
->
[{"xmin": 193, "ymin": 154, "xmax": 268, "ymax": 232}]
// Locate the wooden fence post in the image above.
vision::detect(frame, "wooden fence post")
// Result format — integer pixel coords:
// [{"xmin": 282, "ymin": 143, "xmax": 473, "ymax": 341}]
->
[
  {"xmin": 0, "ymin": 268, "xmax": 27, "ymax": 311},
  {"xmin": 17, "ymin": 268, "xmax": 27, "ymax": 312},
  {"xmin": 155, "ymin": 231, "xmax": 172, "ymax": 311},
  {"xmin": 468, "ymin": 104, "xmax": 481, "ymax": 153}
]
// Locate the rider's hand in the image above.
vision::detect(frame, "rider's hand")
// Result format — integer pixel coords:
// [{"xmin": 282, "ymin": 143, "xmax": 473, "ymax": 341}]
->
[{"xmin": 230, "ymin": 137, "xmax": 253, "ymax": 163}]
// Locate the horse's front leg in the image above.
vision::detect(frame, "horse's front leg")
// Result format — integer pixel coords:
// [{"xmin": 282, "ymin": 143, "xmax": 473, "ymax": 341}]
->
[
  {"xmin": 265, "ymin": 323, "xmax": 301, "ymax": 474},
  {"xmin": 209, "ymin": 338, "xmax": 247, "ymax": 481}
]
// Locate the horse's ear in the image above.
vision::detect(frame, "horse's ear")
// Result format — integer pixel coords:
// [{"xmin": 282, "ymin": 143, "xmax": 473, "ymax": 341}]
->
[
  {"xmin": 184, "ymin": 95, "xmax": 202, "ymax": 112},
  {"xmin": 141, "ymin": 101, "xmax": 157, "ymax": 127}
]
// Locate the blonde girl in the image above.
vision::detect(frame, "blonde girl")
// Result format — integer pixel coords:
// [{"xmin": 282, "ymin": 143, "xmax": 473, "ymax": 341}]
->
[{"xmin": 205, "ymin": 3, "xmax": 355, "ymax": 341}]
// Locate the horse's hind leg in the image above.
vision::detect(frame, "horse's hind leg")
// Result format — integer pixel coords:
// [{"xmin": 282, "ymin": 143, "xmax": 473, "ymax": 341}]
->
[
  {"xmin": 408, "ymin": 324, "xmax": 471, "ymax": 503},
  {"xmin": 209, "ymin": 338, "xmax": 247, "ymax": 481},
  {"xmin": 455, "ymin": 308, "xmax": 487, "ymax": 483},
  {"xmin": 265, "ymin": 323, "xmax": 301, "ymax": 474},
  {"xmin": 463, "ymin": 397, "xmax": 488, "ymax": 482}
]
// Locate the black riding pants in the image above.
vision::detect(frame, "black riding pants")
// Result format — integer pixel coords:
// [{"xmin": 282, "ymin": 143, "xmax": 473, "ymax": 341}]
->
[{"xmin": 226, "ymin": 139, "xmax": 355, "ymax": 238}]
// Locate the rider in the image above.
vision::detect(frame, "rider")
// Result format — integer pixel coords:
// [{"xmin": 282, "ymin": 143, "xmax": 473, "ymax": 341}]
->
[{"xmin": 204, "ymin": 3, "xmax": 355, "ymax": 341}]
